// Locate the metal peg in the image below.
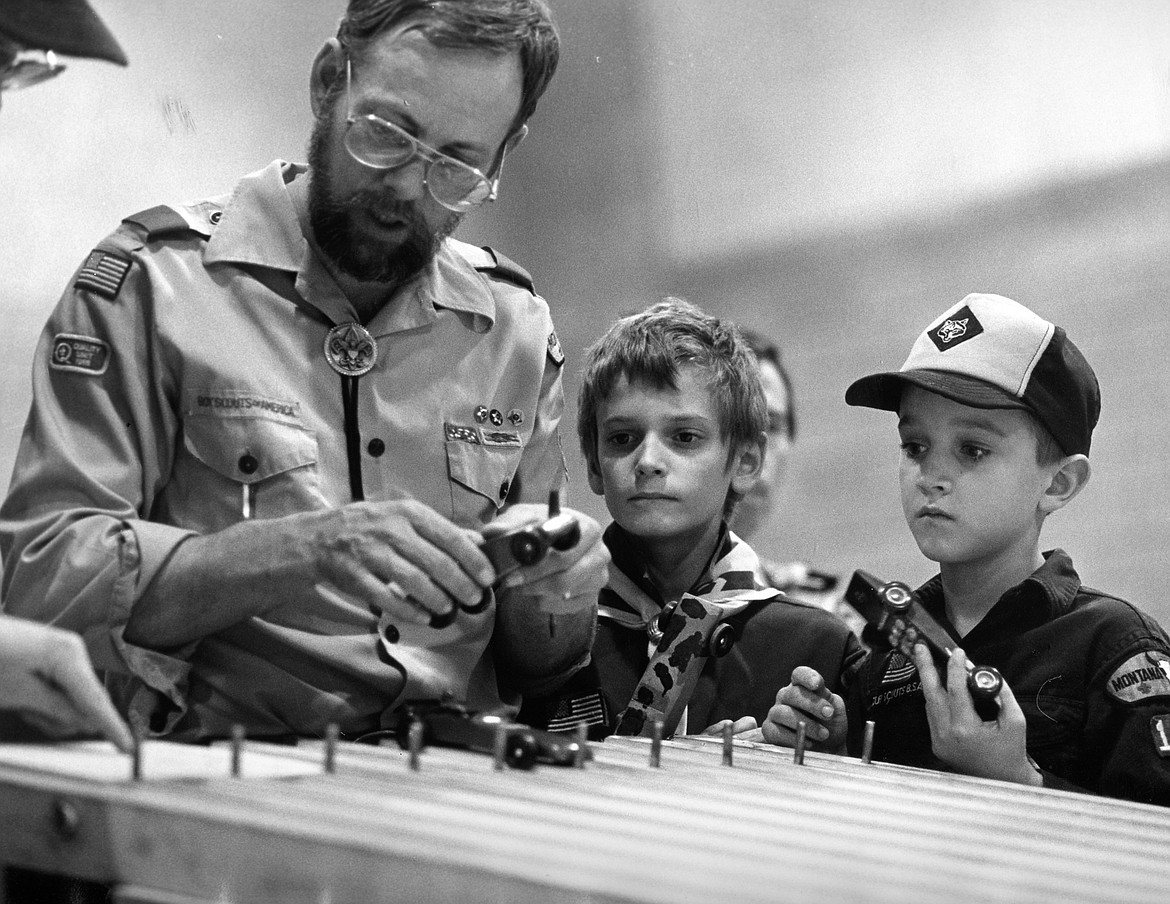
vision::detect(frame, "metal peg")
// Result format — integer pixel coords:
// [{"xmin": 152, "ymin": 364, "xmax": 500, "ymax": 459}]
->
[
  {"xmin": 650, "ymin": 719, "xmax": 664, "ymax": 768},
  {"xmin": 231, "ymin": 724, "xmax": 245, "ymax": 778},
  {"xmin": 722, "ymin": 722, "xmax": 734, "ymax": 766},
  {"xmin": 324, "ymin": 723, "xmax": 339, "ymax": 774},
  {"xmin": 574, "ymin": 722, "xmax": 589, "ymax": 769},
  {"xmin": 861, "ymin": 720, "xmax": 875, "ymax": 765},
  {"xmin": 793, "ymin": 720, "xmax": 807, "ymax": 765}
]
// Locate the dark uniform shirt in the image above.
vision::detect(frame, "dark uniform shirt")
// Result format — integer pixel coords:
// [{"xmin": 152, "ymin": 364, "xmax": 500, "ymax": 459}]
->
[
  {"xmin": 523, "ymin": 522, "xmax": 865, "ymax": 736},
  {"xmin": 847, "ymin": 549, "xmax": 1170, "ymax": 806}
]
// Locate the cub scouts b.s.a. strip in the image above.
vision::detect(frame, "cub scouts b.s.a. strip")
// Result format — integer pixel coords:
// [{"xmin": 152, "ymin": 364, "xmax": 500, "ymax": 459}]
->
[{"xmin": 845, "ymin": 569, "xmax": 1003, "ymax": 721}]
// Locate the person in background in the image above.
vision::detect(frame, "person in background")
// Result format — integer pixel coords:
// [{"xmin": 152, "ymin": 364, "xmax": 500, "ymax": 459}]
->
[
  {"xmin": 0, "ymin": 0, "xmax": 606, "ymax": 743},
  {"xmin": 733, "ymin": 328, "xmax": 864, "ymax": 636},
  {"xmin": 0, "ymin": 0, "xmax": 131, "ymax": 752}
]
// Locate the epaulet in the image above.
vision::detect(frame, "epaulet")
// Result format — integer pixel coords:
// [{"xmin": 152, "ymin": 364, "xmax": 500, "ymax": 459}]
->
[
  {"xmin": 121, "ymin": 202, "xmax": 220, "ymax": 241},
  {"xmin": 475, "ymin": 245, "xmax": 536, "ymax": 296}
]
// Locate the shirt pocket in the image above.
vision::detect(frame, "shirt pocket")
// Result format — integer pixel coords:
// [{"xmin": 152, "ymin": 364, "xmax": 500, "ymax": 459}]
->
[
  {"xmin": 1024, "ymin": 692, "xmax": 1086, "ymax": 775},
  {"xmin": 182, "ymin": 415, "xmax": 322, "ymax": 525},
  {"xmin": 445, "ymin": 438, "xmax": 523, "ymax": 515}
]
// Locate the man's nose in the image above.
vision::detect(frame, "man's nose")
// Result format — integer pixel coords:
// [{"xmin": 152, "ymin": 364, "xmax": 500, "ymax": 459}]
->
[{"xmin": 378, "ymin": 155, "xmax": 428, "ymax": 202}]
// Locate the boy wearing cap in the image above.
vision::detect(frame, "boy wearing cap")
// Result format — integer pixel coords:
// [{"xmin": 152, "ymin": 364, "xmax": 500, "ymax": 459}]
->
[{"xmin": 769, "ymin": 293, "xmax": 1170, "ymax": 806}]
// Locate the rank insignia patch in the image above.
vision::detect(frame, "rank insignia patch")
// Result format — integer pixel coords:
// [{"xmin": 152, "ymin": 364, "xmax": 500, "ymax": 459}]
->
[
  {"xmin": 547, "ymin": 331, "xmax": 565, "ymax": 366},
  {"xmin": 74, "ymin": 251, "xmax": 131, "ymax": 300},
  {"xmin": 481, "ymin": 430, "xmax": 521, "ymax": 447},
  {"xmin": 1152, "ymin": 715, "xmax": 1170, "ymax": 758},
  {"xmin": 445, "ymin": 423, "xmax": 482, "ymax": 445},
  {"xmin": 50, "ymin": 334, "xmax": 109, "ymax": 375},
  {"xmin": 1106, "ymin": 650, "xmax": 1170, "ymax": 704}
]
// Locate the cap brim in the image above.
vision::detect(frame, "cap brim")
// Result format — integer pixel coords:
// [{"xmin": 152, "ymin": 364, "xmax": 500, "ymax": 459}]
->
[
  {"xmin": 0, "ymin": 0, "xmax": 127, "ymax": 66},
  {"xmin": 846, "ymin": 369, "xmax": 1029, "ymax": 412}
]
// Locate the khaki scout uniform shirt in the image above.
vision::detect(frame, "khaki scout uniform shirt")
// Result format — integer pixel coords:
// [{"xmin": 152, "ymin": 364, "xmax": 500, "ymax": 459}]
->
[{"xmin": 0, "ymin": 160, "xmax": 568, "ymax": 740}]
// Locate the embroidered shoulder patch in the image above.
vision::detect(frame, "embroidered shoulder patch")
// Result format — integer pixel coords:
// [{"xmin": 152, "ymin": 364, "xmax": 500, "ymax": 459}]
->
[
  {"xmin": 1151, "ymin": 715, "xmax": 1170, "ymax": 758},
  {"xmin": 74, "ymin": 250, "xmax": 131, "ymax": 299},
  {"xmin": 547, "ymin": 331, "xmax": 565, "ymax": 367},
  {"xmin": 1106, "ymin": 650, "xmax": 1170, "ymax": 704},
  {"xmin": 50, "ymin": 334, "xmax": 109, "ymax": 375}
]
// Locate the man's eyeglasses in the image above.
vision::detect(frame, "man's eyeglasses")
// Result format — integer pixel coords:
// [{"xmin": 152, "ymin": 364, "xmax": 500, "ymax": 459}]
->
[
  {"xmin": 343, "ymin": 58, "xmax": 506, "ymax": 212},
  {"xmin": 0, "ymin": 47, "xmax": 65, "ymax": 93}
]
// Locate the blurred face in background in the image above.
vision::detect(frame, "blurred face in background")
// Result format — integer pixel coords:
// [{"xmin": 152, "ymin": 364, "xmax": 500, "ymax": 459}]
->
[{"xmin": 730, "ymin": 357, "xmax": 792, "ymax": 541}]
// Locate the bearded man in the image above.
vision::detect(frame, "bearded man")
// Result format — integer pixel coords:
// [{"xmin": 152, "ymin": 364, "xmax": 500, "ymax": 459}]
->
[{"xmin": 0, "ymin": 0, "xmax": 606, "ymax": 742}]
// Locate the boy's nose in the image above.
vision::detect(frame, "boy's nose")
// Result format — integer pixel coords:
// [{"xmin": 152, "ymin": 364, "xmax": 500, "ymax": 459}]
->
[
  {"xmin": 634, "ymin": 437, "xmax": 667, "ymax": 477},
  {"xmin": 915, "ymin": 456, "xmax": 951, "ymax": 494}
]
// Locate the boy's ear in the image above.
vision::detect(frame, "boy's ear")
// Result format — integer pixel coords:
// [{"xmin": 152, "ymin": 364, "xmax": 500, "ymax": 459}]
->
[
  {"xmin": 729, "ymin": 432, "xmax": 767, "ymax": 497},
  {"xmin": 586, "ymin": 454, "xmax": 606, "ymax": 497},
  {"xmin": 1039, "ymin": 454, "xmax": 1091, "ymax": 516},
  {"xmin": 310, "ymin": 39, "xmax": 345, "ymax": 118}
]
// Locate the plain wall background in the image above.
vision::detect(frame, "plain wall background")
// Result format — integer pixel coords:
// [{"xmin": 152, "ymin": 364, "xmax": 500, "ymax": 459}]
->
[{"xmin": 2, "ymin": 1, "xmax": 1169, "ymax": 625}]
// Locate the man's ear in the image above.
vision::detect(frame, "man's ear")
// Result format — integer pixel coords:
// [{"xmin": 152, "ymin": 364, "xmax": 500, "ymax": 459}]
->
[
  {"xmin": 1039, "ymin": 454, "xmax": 1091, "ymax": 516},
  {"xmin": 729, "ymin": 432, "xmax": 767, "ymax": 497},
  {"xmin": 310, "ymin": 38, "xmax": 346, "ymax": 118},
  {"xmin": 505, "ymin": 123, "xmax": 529, "ymax": 154}
]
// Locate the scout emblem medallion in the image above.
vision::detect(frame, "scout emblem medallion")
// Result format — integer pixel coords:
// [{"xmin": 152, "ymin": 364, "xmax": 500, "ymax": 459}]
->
[{"xmin": 324, "ymin": 323, "xmax": 377, "ymax": 377}]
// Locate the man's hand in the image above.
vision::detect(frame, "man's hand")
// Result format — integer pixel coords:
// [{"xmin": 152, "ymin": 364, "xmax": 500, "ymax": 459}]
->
[
  {"xmin": 914, "ymin": 643, "xmax": 1041, "ymax": 786},
  {"xmin": 489, "ymin": 505, "xmax": 608, "ymax": 687},
  {"xmin": 127, "ymin": 498, "xmax": 496, "ymax": 648},
  {"xmin": 0, "ymin": 615, "xmax": 133, "ymax": 752},
  {"xmin": 761, "ymin": 666, "xmax": 848, "ymax": 752}
]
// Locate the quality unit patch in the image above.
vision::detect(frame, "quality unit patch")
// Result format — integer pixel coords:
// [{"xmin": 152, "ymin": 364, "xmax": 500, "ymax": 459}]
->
[
  {"xmin": 74, "ymin": 250, "xmax": 131, "ymax": 299},
  {"xmin": 50, "ymin": 334, "xmax": 109, "ymax": 375},
  {"xmin": 1106, "ymin": 650, "xmax": 1170, "ymax": 704}
]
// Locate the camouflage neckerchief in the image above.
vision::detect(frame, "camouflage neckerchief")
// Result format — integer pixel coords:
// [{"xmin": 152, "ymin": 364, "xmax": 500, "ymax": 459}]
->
[{"xmin": 598, "ymin": 522, "xmax": 779, "ymax": 635}]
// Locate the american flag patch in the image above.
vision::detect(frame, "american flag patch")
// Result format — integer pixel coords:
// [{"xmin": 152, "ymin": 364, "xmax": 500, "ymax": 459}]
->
[
  {"xmin": 74, "ymin": 251, "xmax": 131, "ymax": 299},
  {"xmin": 546, "ymin": 691, "xmax": 608, "ymax": 733},
  {"xmin": 881, "ymin": 650, "xmax": 918, "ymax": 685}
]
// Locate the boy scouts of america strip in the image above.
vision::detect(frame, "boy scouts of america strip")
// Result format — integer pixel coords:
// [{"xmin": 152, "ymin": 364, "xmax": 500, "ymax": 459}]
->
[
  {"xmin": 445, "ymin": 423, "xmax": 522, "ymax": 446},
  {"xmin": 74, "ymin": 250, "xmax": 131, "ymax": 299}
]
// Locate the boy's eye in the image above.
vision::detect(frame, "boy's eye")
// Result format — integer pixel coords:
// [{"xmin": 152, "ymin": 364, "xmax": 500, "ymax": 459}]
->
[
  {"xmin": 603, "ymin": 431, "xmax": 634, "ymax": 449},
  {"xmin": 674, "ymin": 430, "xmax": 701, "ymax": 445},
  {"xmin": 899, "ymin": 440, "xmax": 925, "ymax": 459},
  {"xmin": 960, "ymin": 443, "xmax": 989, "ymax": 462}
]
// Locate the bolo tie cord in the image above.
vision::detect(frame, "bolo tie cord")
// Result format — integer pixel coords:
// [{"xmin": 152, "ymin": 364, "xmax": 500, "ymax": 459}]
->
[{"xmin": 341, "ymin": 374, "xmax": 365, "ymax": 502}]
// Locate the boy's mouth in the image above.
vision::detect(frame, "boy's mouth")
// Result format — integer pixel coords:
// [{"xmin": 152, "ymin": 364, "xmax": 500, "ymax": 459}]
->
[{"xmin": 916, "ymin": 505, "xmax": 952, "ymax": 520}]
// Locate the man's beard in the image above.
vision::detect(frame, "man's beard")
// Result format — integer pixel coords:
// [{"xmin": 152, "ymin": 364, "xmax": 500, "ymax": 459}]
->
[{"xmin": 307, "ymin": 97, "xmax": 460, "ymax": 286}]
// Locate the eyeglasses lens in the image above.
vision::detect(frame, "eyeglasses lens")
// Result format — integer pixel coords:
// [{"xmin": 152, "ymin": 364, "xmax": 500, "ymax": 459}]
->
[{"xmin": 345, "ymin": 116, "xmax": 491, "ymax": 211}]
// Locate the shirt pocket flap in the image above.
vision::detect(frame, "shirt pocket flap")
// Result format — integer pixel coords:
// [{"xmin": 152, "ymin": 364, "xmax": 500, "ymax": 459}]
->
[
  {"xmin": 446, "ymin": 439, "xmax": 523, "ymax": 505},
  {"xmin": 185, "ymin": 416, "xmax": 319, "ymax": 484}
]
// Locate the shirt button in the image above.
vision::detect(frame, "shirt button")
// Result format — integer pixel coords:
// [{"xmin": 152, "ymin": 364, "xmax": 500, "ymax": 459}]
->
[
  {"xmin": 383, "ymin": 623, "xmax": 400, "ymax": 644},
  {"xmin": 499, "ymin": 479, "xmax": 510, "ymax": 500},
  {"xmin": 367, "ymin": 438, "xmax": 386, "ymax": 457},
  {"xmin": 238, "ymin": 454, "xmax": 258, "ymax": 475}
]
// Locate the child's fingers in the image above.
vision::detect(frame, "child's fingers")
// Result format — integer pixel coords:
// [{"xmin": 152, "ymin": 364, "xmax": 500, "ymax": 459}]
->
[{"xmin": 789, "ymin": 665, "xmax": 829, "ymax": 696}]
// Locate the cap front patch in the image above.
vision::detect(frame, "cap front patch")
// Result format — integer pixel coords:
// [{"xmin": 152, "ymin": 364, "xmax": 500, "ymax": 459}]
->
[
  {"xmin": 927, "ymin": 304, "xmax": 985, "ymax": 352},
  {"xmin": 1106, "ymin": 650, "xmax": 1170, "ymax": 704}
]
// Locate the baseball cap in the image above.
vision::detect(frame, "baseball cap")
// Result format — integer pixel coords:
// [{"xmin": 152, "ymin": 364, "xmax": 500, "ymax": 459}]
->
[
  {"xmin": 0, "ymin": 0, "xmax": 127, "ymax": 66},
  {"xmin": 845, "ymin": 293, "xmax": 1100, "ymax": 455}
]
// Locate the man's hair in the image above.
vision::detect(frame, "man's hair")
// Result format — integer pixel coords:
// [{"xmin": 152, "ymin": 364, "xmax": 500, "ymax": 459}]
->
[
  {"xmin": 336, "ymin": 0, "xmax": 559, "ymax": 135},
  {"xmin": 739, "ymin": 327, "xmax": 797, "ymax": 443},
  {"xmin": 578, "ymin": 298, "xmax": 767, "ymax": 510}
]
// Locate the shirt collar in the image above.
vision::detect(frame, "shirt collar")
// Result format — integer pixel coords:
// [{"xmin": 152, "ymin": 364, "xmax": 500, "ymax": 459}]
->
[
  {"xmin": 917, "ymin": 548, "xmax": 1082, "ymax": 633},
  {"xmin": 202, "ymin": 159, "xmax": 497, "ymax": 335}
]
